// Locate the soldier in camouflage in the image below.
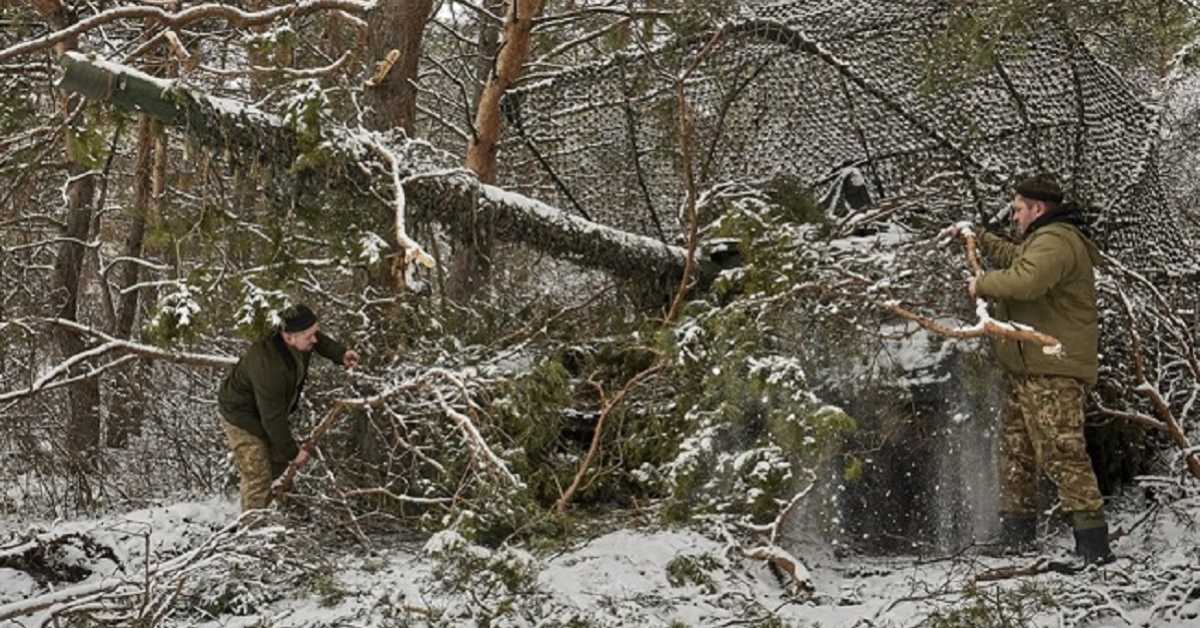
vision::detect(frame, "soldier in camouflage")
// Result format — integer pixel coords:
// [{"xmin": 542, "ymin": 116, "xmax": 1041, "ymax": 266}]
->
[
  {"xmin": 217, "ymin": 304, "xmax": 360, "ymax": 513},
  {"xmin": 951, "ymin": 174, "xmax": 1115, "ymax": 566}
]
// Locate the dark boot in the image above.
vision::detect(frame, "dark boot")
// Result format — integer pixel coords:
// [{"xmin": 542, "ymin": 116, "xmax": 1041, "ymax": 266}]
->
[
  {"xmin": 984, "ymin": 512, "xmax": 1037, "ymax": 556},
  {"xmin": 1072, "ymin": 511, "xmax": 1116, "ymax": 566}
]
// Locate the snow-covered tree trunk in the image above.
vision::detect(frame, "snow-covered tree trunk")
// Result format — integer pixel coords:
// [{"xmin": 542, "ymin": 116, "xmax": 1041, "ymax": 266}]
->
[
  {"xmin": 56, "ymin": 53, "xmax": 692, "ymax": 287},
  {"xmin": 453, "ymin": 0, "xmax": 545, "ymax": 300}
]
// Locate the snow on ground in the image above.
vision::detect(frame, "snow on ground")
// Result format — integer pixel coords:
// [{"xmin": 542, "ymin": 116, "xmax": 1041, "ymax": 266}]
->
[{"xmin": 1, "ymin": 496, "xmax": 1198, "ymax": 627}]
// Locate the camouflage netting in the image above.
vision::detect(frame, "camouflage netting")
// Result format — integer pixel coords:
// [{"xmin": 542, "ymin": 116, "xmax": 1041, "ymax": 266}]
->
[
  {"xmin": 500, "ymin": 0, "xmax": 1200, "ymax": 276},
  {"xmin": 496, "ymin": 0, "xmax": 1200, "ymax": 500}
]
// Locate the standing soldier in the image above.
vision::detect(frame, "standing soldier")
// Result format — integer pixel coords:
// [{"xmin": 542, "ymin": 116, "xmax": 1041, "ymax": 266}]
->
[
  {"xmin": 217, "ymin": 304, "xmax": 360, "ymax": 512},
  {"xmin": 950, "ymin": 174, "xmax": 1114, "ymax": 565}
]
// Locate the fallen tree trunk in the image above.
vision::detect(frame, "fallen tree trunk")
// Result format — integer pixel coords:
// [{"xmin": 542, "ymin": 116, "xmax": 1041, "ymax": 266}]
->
[{"xmin": 57, "ymin": 53, "xmax": 689, "ymax": 285}]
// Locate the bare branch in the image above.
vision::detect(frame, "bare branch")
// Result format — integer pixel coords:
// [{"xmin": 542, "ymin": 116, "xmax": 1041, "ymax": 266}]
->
[
  {"xmin": 556, "ymin": 358, "xmax": 665, "ymax": 514},
  {"xmin": 199, "ymin": 50, "xmax": 352, "ymax": 79},
  {"xmin": 1107, "ymin": 282, "xmax": 1200, "ymax": 480},
  {"xmin": 43, "ymin": 317, "xmax": 239, "ymax": 367},
  {"xmin": 665, "ymin": 28, "xmax": 723, "ymax": 324},
  {"xmin": 0, "ymin": 0, "xmax": 373, "ymax": 63},
  {"xmin": 534, "ymin": 17, "xmax": 631, "ymax": 64},
  {"xmin": 533, "ymin": 7, "xmax": 674, "ymax": 29},
  {"xmin": 445, "ymin": 0, "xmax": 504, "ymax": 25},
  {"xmin": 886, "ymin": 300, "xmax": 1062, "ymax": 351}
]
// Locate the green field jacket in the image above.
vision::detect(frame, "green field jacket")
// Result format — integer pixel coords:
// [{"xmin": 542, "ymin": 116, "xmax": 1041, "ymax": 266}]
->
[
  {"xmin": 217, "ymin": 331, "xmax": 347, "ymax": 463},
  {"xmin": 975, "ymin": 216, "xmax": 1100, "ymax": 385}
]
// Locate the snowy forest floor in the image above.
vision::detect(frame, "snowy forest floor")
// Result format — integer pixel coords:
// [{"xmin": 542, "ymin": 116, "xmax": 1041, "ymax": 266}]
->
[{"xmin": 1, "ymin": 493, "xmax": 1198, "ymax": 627}]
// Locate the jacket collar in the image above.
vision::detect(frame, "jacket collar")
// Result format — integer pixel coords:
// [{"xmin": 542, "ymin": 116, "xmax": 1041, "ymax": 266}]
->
[
  {"xmin": 270, "ymin": 332, "xmax": 298, "ymax": 372},
  {"xmin": 1025, "ymin": 206, "xmax": 1092, "ymax": 241}
]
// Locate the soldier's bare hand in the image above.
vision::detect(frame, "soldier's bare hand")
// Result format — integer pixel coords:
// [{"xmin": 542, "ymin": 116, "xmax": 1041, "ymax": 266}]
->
[{"xmin": 343, "ymin": 349, "xmax": 360, "ymax": 369}]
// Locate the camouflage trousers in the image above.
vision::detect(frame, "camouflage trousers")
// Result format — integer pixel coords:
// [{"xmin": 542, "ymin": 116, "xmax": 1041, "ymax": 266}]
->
[
  {"xmin": 999, "ymin": 375, "xmax": 1104, "ymax": 515},
  {"xmin": 221, "ymin": 419, "xmax": 286, "ymax": 512}
]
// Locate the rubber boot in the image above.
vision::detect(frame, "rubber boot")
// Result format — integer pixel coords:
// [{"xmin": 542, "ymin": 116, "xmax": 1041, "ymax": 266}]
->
[{"xmin": 1071, "ymin": 511, "xmax": 1115, "ymax": 566}]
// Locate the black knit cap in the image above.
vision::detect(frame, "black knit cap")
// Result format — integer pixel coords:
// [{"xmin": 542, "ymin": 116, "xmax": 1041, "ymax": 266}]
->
[
  {"xmin": 1014, "ymin": 174, "xmax": 1063, "ymax": 204},
  {"xmin": 280, "ymin": 304, "xmax": 318, "ymax": 332}
]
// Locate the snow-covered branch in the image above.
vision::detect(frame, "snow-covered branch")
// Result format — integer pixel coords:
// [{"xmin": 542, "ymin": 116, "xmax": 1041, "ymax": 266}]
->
[
  {"xmin": 56, "ymin": 53, "xmax": 693, "ymax": 286},
  {"xmin": 0, "ymin": 353, "xmax": 137, "ymax": 404},
  {"xmin": 0, "ymin": 316, "xmax": 239, "ymax": 404},
  {"xmin": 1105, "ymin": 281, "xmax": 1200, "ymax": 480},
  {"xmin": 0, "ymin": 0, "xmax": 374, "ymax": 63},
  {"xmin": 430, "ymin": 369, "xmax": 521, "ymax": 487},
  {"xmin": 882, "ymin": 226, "xmax": 1062, "ymax": 352},
  {"xmin": 45, "ymin": 317, "xmax": 238, "ymax": 368},
  {"xmin": 885, "ymin": 300, "xmax": 1062, "ymax": 353},
  {"xmin": 735, "ymin": 471, "xmax": 816, "ymax": 592},
  {"xmin": 0, "ymin": 517, "xmax": 281, "ymax": 623},
  {"xmin": 366, "ymin": 136, "xmax": 435, "ymax": 290}
]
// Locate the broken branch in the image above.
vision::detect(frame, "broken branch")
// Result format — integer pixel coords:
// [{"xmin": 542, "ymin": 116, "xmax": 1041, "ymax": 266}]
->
[{"xmin": 886, "ymin": 301, "xmax": 1062, "ymax": 352}]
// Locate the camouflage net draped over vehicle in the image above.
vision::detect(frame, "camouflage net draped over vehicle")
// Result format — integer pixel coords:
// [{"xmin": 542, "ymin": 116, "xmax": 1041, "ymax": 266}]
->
[
  {"xmin": 501, "ymin": 0, "xmax": 1199, "ymax": 275},
  {"xmin": 499, "ymin": 0, "xmax": 1200, "ymax": 487}
]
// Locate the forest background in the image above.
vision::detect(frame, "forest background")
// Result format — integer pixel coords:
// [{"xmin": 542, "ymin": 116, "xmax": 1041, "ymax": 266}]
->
[{"xmin": 1, "ymin": 0, "xmax": 1200, "ymax": 626}]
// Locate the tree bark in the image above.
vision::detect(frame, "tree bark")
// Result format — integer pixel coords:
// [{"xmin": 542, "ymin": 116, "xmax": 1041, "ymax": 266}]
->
[
  {"xmin": 451, "ymin": 0, "xmax": 506, "ymax": 302},
  {"xmin": 57, "ymin": 53, "xmax": 695, "ymax": 287},
  {"xmin": 452, "ymin": 0, "xmax": 543, "ymax": 301},
  {"xmin": 365, "ymin": 0, "xmax": 433, "ymax": 135},
  {"xmin": 53, "ymin": 160, "xmax": 101, "ymax": 457},
  {"xmin": 34, "ymin": 0, "xmax": 102, "ymax": 468},
  {"xmin": 465, "ymin": 0, "xmax": 544, "ymax": 183},
  {"xmin": 106, "ymin": 116, "xmax": 157, "ymax": 448}
]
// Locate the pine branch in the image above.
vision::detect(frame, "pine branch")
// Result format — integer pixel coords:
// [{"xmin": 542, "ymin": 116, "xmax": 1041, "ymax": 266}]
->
[
  {"xmin": 55, "ymin": 53, "xmax": 692, "ymax": 286},
  {"xmin": 556, "ymin": 359, "xmax": 665, "ymax": 514}
]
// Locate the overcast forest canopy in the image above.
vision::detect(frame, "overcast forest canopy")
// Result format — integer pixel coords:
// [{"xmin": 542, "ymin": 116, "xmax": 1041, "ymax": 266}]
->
[{"xmin": 2, "ymin": 0, "xmax": 1200, "ymax": 626}]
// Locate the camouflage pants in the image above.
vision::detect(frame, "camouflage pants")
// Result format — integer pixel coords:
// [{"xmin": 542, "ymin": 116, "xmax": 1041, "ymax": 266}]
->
[
  {"xmin": 999, "ymin": 375, "xmax": 1104, "ymax": 515},
  {"xmin": 221, "ymin": 419, "xmax": 286, "ymax": 512}
]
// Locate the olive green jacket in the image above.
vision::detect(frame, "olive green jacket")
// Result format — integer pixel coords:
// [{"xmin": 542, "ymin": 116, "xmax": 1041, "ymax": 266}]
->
[
  {"xmin": 217, "ymin": 331, "xmax": 347, "ymax": 463},
  {"xmin": 976, "ymin": 219, "xmax": 1101, "ymax": 385}
]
